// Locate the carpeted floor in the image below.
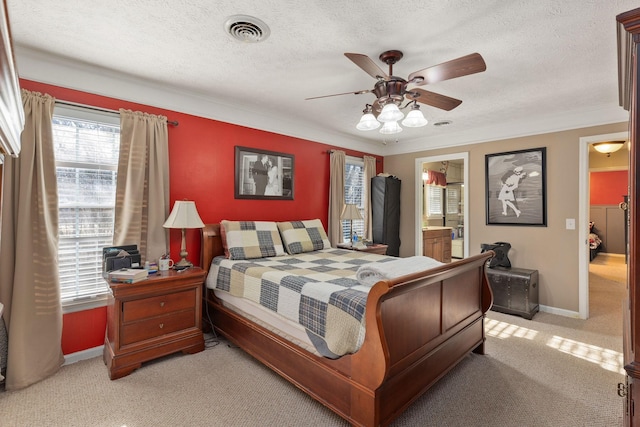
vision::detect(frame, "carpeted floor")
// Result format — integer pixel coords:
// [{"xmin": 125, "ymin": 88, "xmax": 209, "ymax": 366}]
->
[{"xmin": 0, "ymin": 255, "xmax": 626, "ymax": 426}]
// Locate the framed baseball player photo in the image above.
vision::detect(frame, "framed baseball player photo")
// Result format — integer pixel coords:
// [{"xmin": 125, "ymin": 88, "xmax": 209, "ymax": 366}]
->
[{"xmin": 485, "ymin": 147, "xmax": 546, "ymax": 226}]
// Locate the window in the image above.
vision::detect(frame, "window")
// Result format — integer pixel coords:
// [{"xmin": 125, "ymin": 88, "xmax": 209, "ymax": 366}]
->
[
  {"xmin": 426, "ymin": 185, "xmax": 444, "ymax": 218},
  {"xmin": 447, "ymin": 187, "xmax": 460, "ymax": 214},
  {"xmin": 53, "ymin": 105, "xmax": 120, "ymax": 310},
  {"xmin": 342, "ymin": 156, "xmax": 365, "ymax": 243}
]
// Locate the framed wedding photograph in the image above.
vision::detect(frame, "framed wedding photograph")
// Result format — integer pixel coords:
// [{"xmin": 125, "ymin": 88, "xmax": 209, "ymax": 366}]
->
[
  {"xmin": 234, "ymin": 146, "xmax": 294, "ymax": 200},
  {"xmin": 485, "ymin": 147, "xmax": 547, "ymax": 226}
]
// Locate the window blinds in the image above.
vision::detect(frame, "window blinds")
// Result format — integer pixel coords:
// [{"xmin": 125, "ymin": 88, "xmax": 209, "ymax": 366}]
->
[
  {"xmin": 343, "ymin": 157, "xmax": 365, "ymax": 242},
  {"xmin": 427, "ymin": 186, "xmax": 443, "ymax": 217},
  {"xmin": 52, "ymin": 110, "xmax": 120, "ymax": 304}
]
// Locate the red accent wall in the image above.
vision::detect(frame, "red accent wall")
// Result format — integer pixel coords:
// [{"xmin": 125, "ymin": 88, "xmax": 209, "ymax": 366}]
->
[
  {"xmin": 61, "ymin": 306, "xmax": 107, "ymax": 354},
  {"xmin": 20, "ymin": 79, "xmax": 383, "ymax": 355},
  {"xmin": 590, "ymin": 170, "xmax": 628, "ymax": 205}
]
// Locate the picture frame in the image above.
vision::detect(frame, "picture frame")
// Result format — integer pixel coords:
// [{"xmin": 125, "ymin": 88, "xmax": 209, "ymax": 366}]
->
[
  {"xmin": 234, "ymin": 146, "xmax": 294, "ymax": 200},
  {"xmin": 485, "ymin": 147, "xmax": 547, "ymax": 226}
]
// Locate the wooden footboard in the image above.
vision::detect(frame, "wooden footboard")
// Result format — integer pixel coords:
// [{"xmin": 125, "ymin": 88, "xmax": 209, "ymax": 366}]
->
[{"xmin": 201, "ymin": 224, "xmax": 493, "ymax": 427}]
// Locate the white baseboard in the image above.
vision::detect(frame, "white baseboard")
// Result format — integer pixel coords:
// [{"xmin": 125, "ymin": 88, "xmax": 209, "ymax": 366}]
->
[
  {"xmin": 64, "ymin": 345, "xmax": 103, "ymax": 365},
  {"xmin": 539, "ymin": 304, "xmax": 582, "ymax": 319}
]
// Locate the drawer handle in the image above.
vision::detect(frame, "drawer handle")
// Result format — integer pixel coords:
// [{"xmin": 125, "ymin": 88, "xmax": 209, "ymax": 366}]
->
[
  {"xmin": 159, "ymin": 323, "xmax": 164, "ymax": 329},
  {"xmin": 160, "ymin": 302, "xmax": 165, "ymax": 307}
]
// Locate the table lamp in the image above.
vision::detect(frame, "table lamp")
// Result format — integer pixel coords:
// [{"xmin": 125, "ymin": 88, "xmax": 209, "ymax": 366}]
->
[
  {"xmin": 163, "ymin": 200, "xmax": 205, "ymax": 268},
  {"xmin": 340, "ymin": 204, "xmax": 363, "ymax": 247}
]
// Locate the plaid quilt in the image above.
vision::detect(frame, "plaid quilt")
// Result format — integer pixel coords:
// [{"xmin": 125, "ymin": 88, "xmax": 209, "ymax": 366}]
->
[{"xmin": 205, "ymin": 248, "xmax": 395, "ymax": 358}]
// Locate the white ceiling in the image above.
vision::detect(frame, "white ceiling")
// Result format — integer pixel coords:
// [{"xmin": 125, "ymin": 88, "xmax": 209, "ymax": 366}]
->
[{"xmin": 5, "ymin": 0, "xmax": 636, "ymax": 156}]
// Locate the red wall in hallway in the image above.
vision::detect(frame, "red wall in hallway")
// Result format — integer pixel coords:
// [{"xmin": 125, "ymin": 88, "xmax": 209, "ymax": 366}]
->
[
  {"xmin": 590, "ymin": 170, "xmax": 628, "ymax": 205},
  {"xmin": 20, "ymin": 79, "xmax": 383, "ymax": 355}
]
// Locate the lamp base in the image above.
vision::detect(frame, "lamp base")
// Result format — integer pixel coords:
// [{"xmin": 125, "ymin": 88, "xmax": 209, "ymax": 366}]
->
[
  {"xmin": 176, "ymin": 227, "xmax": 193, "ymax": 268},
  {"xmin": 175, "ymin": 258, "xmax": 193, "ymax": 268}
]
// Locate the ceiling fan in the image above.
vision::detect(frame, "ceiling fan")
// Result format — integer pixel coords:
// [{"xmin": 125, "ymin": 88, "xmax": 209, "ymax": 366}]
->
[{"xmin": 306, "ymin": 50, "xmax": 487, "ymax": 134}]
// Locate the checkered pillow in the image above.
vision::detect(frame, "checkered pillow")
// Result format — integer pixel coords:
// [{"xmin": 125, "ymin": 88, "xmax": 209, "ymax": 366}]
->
[
  {"xmin": 277, "ymin": 219, "xmax": 331, "ymax": 254},
  {"xmin": 221, "ymin": 220, "xmax": 285, "ymax": 260}
]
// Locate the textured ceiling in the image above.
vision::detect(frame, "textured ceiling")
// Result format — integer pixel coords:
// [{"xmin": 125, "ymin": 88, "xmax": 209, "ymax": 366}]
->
[{"xmin": 5, "ymin": 0, "xmax": 636, "ymax": 155}]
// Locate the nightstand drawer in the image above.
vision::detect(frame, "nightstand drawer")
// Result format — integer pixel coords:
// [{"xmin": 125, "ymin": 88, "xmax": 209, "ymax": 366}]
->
[
  {"xmin": 121, "ymin": 309, "xmax": 196, "ymax": 346},
  {"xmin": 122, "ymin": 289, "xmax": 195, "ymax": 322},
  {"xmin": 104, "ymin": 267, "xmax": 206, "ymax": 379}
]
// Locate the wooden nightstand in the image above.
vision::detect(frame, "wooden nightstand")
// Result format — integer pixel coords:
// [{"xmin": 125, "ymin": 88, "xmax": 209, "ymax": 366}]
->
[
  {"xmin": 103, "ymin": 267, "xmax": 206, "ymax": 380},
  {"xmin": 337, "ymin": 243, "xmax": 388, "ymax": 255}
]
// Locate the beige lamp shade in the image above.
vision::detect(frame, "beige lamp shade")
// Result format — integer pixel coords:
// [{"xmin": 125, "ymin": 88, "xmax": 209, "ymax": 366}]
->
[
  {"xmin": 163, "ymin": 200, "xmax": 204, "ymax": 268},
  {"xmin": 163, "ymin": 201, "xmax": 205, "ymax": 229},
  {"xmin": 340, "ymin": 204, "xmax": 363, "ymax": 246},
  {"xmin": 340, "ymin": 204, "xmax": 363, "ymax": 221}
]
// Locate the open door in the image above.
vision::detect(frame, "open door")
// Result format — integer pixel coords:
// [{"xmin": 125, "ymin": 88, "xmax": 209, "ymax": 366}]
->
[
  {"xmin": 616, "ymin": 8, "xmax": 640, "ymax": 425},
  {"xmin": 414, "ymin": 153, "xmax": 468, "ymax": 259}
]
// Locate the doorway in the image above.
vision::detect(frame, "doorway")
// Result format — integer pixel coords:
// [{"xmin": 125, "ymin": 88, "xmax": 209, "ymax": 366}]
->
[
  {"xmin": 414, "ymin": 152, "xmax": 469, "ymax": 258},
  {"xmin": 579, "ymin": 131, "xmax": 629, "ymax": 319}
]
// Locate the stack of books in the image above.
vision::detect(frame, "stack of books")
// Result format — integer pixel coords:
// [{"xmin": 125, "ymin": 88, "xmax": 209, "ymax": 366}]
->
[{"xmin": 108, "ymin": 268, "xmax": 148, "ymax": 284}]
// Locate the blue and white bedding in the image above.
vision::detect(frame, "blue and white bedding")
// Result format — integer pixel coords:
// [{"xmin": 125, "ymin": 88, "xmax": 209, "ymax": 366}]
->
[{"xmin": 206, "ymin": 248, "xmax": 395, "ymax": 358}]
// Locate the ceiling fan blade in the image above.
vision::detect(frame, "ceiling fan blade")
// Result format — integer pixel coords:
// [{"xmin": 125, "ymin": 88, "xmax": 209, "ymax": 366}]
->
[
  {"xmin": 305, "ymin": 89, "xmax": 371, "ymax": 100},
  {"xmin": 408, "ymin": 53, "xmax": 486, "ymax": 86},
  {"xmin": 344, "ymin": 53, "xmax": 389, "ymax": 80},
  {"xmin": 409, "ymin": 88, "xmax": 462, "ymax": 111}
]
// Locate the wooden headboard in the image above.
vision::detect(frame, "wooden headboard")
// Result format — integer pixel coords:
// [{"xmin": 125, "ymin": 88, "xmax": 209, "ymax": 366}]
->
[{"xmin": 200, "ymin": 224, "xmax": 224, "ymax": 273}]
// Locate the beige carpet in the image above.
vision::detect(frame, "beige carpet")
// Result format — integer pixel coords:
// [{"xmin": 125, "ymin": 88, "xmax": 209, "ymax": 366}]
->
[{"xmin": 0, "ymin": 255, "xmax": 626, "ymax": 426}]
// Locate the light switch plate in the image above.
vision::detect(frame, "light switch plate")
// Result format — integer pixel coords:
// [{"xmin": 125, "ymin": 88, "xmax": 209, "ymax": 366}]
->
[{"xmin": 566, "ymin": 218, "xmax": 576, "ymax": 230}]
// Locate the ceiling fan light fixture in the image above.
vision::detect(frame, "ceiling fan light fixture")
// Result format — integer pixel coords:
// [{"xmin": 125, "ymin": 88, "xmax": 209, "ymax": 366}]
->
[
  {"xmin": 379, "ymin": 121, "xmax": 403, "ymax": 135},
  {"xmin": 377, "ymin": 103, "xmax": 404, "ymax": 123},
  {"xmin": 593, "ymin": 141, "xmax": 625, "ymax": 156},
  {"xmin": 401, "ymin": 105, "xmax": 428, "ymax": 128},
  {"xmin": 308, "ymin": 50, "xmax": 487, "ymax": 141},
  {"xmin": 356, "ymin": 113, "xmax": 380, "ymax": 131}
]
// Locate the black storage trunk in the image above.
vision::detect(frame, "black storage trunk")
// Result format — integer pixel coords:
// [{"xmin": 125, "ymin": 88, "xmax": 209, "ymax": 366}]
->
[
  {"xmin": 371, "ymin": 176, "xmax": 401, "ymax": 257},
  {"xmin": 486, "ymin": 267, "xmax": 539, "ymax": 319}
]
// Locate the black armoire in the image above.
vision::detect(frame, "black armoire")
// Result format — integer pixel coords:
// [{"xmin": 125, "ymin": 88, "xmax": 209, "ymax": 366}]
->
[{"xmin": 371, "ymin": 176, "xmax": 401, "ymax": 256}]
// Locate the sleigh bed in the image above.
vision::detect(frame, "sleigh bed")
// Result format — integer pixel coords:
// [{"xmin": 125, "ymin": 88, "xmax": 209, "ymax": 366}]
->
[{"xmin": 200, "ymin": 221, "xmax": 494, "ymax": 426}]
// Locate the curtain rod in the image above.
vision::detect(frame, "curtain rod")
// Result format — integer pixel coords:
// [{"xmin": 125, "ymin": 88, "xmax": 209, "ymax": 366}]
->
[
  {"xmin": 55, "ymin": 100, "xmax": 179, "ymax": 126},
  {"xmin": 326, "ymin": 149, "xmax": 381, "ymax": 162}
]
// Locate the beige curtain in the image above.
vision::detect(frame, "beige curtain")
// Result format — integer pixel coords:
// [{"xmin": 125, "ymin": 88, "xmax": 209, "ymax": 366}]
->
[
  {"xmin": 363, "ymin": 155, "xmax": 377, "ymax": 241},
  {"xmin": 328, "ymin": 150, "xmax": 345, "ymax": 246},
  {"xmin": 113, "ymin": 109, "xmax": 170, "ymax": 263},
  {"xmin": 0, "ymin": 89, "xmax": 64, "ymax": 390}
]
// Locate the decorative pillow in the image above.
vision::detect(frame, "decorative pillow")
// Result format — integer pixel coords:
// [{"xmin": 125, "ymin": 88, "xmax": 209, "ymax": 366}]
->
[
  {"xmin": 220, "ymin": 220, "xmax": 285, "ymax": 260},
  {"xmin": 277, "ymin": 219, "xmax": 331, "ymax": 254}
]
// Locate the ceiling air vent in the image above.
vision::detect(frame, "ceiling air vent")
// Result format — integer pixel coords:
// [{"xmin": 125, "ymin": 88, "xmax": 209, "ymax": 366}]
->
[
  {"xmin": 433, "ymin": 120, "xmax": 452, "ymax": 127},
  {"xmin": 224, "ymin": 15, "xmax": 270, "ymax": 43}
]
